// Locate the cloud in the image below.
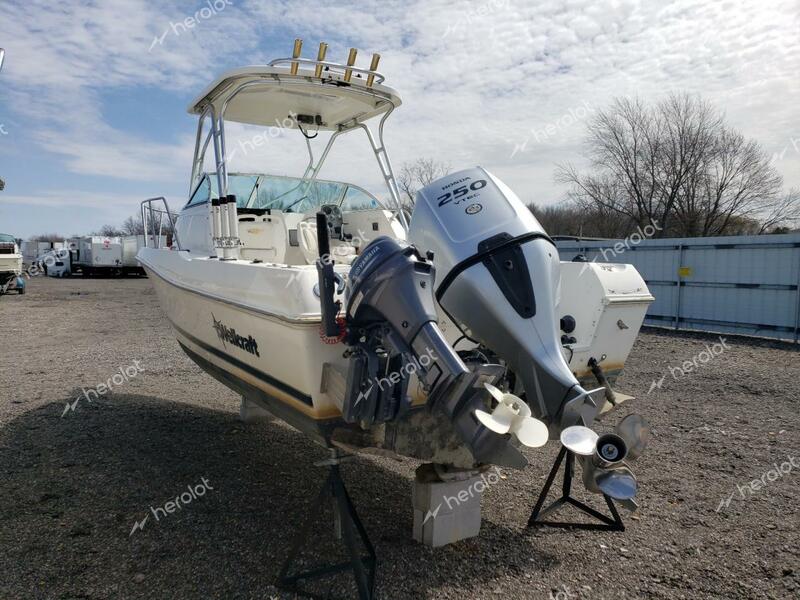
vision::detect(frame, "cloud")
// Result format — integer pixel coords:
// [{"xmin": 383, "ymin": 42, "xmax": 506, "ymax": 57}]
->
[
  {"xmin": 0, "ymin": 191, "xmax": 148, "ymax": 210},
  {"xmin": 0, "ymin": 0, "xmax": 798, "ymax": 237},
  {"xmin": 0, "ymin": 0, "xmax": 260, "ymax": 187}
]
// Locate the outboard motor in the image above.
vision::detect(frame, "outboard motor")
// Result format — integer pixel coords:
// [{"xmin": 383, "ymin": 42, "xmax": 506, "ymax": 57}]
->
[
  {"xmin": 342, "ymin": 236, "xmax": 526, "ymax": 467},
  {"xmin": 408, "ymin": 167, "xmax": 596, "ymax": 432}
]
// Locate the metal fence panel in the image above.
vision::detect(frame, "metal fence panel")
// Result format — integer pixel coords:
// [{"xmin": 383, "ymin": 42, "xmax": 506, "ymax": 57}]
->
[{"xmin": 555, "ymin": 233, "xmax": 800, "ymax": 342}]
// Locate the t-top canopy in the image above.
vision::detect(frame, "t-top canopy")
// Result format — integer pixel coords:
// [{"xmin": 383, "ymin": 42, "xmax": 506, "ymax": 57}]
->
[{"xmin": 188, "ymin": 65, "xmax": 402, "ymax": 131}]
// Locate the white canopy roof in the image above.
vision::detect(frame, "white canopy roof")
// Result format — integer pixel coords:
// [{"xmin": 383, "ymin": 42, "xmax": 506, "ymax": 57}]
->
[{"xmin": 188, "ymin": 66, "xmax": 402, "ymax": 131}]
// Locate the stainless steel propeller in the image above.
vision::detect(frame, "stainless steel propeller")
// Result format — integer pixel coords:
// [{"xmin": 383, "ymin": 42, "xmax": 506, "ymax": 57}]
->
[
  {"xmin": 615, "ymin": 413, "xmax": 650, "ymax": 460},
  {"xmin": 594, "ymin": 465, "xmax": 638, "ymax": 500},
  {"xmin": 561, "ymin": 414, "xmax": 650, "ymax": 506},
  {"xmin": 560, "ymin": 425, "xmax": 598, "ymax": 455}
]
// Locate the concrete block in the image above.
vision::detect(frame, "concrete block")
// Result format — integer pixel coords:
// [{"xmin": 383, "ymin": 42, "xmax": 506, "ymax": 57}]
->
[
  {"xmin": 238, "ymin": 396, "xmax": 272, "ymax": 422},
  {"xmin": 413, "ymin": 505, "xmax": 481, "ymax": 547},
  {"xmin": 412, "ymin": 466, "xmax": 494, "ymax": 547}
]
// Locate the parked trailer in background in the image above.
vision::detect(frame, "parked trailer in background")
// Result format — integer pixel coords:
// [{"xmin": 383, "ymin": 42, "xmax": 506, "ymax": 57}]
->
[
  {"xmin": 73, "ymin": 236, "xmax": 123, "ymax": 277},
  {"xmin": 21, "ymin": 241, "xmax": 38, "ymax": 266},
  {"xmin": 121, "ymin": 235, "xmax": 166, "ymax": 276},
  {"xmin": 64, "ymin": 238, "xmax": 80, "ymax": 275}
]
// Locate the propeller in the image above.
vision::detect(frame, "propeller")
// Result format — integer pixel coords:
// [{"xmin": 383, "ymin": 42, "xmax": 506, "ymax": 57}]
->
[
  {"xmin": 615, "ymin": 413, "xmax": 650, "ymax": 460},
  {"xmin": 475, "ymin": 383, "xmax": 549, "ymax": 448},
  {"xmin": 560, "ymin": 425, "xmax": 598, "ymax": 455},
  {"xmin": 584, "ymin": 414, "xmax": 649, "ymax": 502},
  {"xmin": 595, "ymin": 465, "xmax": 638, "ymax": 500},
  {"xmin": 560, "ymin": 417, "xmax": 649, "ymax": 504}
]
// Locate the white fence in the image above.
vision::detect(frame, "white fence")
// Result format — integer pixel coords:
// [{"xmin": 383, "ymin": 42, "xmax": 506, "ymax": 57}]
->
[{"xmin": 555, "ymin": 233, "xmax": 800, "ymax": 343}]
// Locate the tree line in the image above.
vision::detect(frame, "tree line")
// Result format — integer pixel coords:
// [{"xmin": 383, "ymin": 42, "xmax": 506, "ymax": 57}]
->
[
  {"xmin": 26, "ymin": 213, "xmax": 150, "ymax": 242},
  {"xmin": 29, "ymin": 93, "xmax": 799, "ymax": 243},
  {"xmin": 400, "ymin": 93, "xmax": 798, "ymax": 238}
]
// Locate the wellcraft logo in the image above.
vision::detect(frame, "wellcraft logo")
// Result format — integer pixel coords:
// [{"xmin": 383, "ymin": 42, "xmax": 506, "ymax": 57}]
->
[{"xmin": 212, "ymin": 314, "xmax": 260, "ymax": 357}]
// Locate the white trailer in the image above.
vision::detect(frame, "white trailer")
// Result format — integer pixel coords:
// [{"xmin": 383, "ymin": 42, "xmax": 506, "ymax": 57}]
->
[
  {"xmin": 64, "ymin": 238, "xmax": 80, "ymax": 275},
  {"xmin": 121, "ymin": 235, "xmax": 165, "ymax": 276},
  {"xmin": 21, "ymin": 241, "xmax": 37, "ymax": 265},
  {"xmin": 73, "ymin": 236, "xmax": 123, "ymax": 276}
]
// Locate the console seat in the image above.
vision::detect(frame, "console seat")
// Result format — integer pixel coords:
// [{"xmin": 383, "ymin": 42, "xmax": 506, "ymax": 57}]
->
[{"xmin": 297, "ymin": 221, "xmax": 358, "ymax": 265}]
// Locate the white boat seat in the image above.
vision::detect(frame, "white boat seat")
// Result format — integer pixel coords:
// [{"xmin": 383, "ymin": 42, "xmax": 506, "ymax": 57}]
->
[
  {"xmin": 332, "ymin": 244, "xmax": 358, "ymax": 265},
  {"xmin": 298, "ymin": 221, "xmax": 319, "ymax": 264},
  {"xmin": 298, "ymin": 221, "xmax": 358, "ymax": 265}
]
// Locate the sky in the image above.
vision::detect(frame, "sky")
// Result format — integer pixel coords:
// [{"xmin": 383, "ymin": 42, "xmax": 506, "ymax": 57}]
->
[{"xmin": 0, "ymin": 0, "xmax": 798, "ymax": 239}]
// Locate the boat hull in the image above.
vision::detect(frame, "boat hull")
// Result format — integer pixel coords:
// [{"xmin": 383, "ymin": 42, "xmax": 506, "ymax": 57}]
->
[
  {"xmin": 0, "ymin": 255, "xmax": 22, "ymax": 277},
  {"xmin": 139, "ymin": 249, "xmax": 350, "ymax": 444}
]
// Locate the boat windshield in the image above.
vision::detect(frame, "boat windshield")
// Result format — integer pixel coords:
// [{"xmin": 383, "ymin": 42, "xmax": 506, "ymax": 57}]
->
[
  {"xmin": 0, "ymin": 234, "xmax": 15, "ymax": 243},
  {"xmin": 188, "ymin": 173, "xmax": 380, "ymax": 214}
]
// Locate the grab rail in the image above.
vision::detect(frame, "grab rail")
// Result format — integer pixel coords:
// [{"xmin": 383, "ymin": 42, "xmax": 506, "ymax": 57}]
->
[{"xmin": 140, "ymin": 197, "xmax": 182, "ymax": 250}]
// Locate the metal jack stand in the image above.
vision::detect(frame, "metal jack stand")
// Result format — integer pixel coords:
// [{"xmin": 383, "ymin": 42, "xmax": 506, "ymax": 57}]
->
[
  {"xmin": 277, "ymin": 451, "xmax": 377, "ymax": 600},
  {"xmin": 527, "ymin": 447, "xmax": 625, "ymax": 531}
]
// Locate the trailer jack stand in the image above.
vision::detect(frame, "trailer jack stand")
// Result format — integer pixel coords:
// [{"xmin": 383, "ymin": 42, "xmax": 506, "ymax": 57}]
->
[
  {"xmin": 277, "ymin": 451, "xmax": 376, "ymax": 600},
  {"xmin": 527, "ymin": 447, "xmax": 625, "ymax": 532}
]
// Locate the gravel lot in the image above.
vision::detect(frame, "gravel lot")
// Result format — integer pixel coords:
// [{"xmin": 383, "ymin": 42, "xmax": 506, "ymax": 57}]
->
[{"xmin": 1, "ymin": 276, "xmax": 798, "ymax": 600}]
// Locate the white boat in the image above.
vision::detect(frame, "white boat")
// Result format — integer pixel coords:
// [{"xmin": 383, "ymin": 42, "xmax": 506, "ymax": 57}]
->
[
  {"xmin": 139, "ymin": 42, "xmax": 653, "ymax": 535},
  {"xmin": 0, "ymin": 233, "xmax": 24, "ymax": 294}
]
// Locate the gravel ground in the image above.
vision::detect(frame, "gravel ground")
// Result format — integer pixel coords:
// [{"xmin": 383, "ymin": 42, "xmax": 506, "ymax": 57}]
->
[{"xmin": 1, "ymin": 276, "xmax": 798, "ymax": 600}]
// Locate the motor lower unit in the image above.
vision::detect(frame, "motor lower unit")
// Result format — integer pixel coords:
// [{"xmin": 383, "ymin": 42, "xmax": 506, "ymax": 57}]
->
[{"xmin": 340, "ymin": 236, "xmax": 525, "ymax": 467}]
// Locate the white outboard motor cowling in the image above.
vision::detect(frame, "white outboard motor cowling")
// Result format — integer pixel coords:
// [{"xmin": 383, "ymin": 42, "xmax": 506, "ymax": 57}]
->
[{"xmin": 408, "ymin": 167, "xmax": 590, "ymax": 430}]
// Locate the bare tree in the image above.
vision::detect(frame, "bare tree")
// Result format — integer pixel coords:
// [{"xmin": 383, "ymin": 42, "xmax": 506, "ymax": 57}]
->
[
  {"xmin": 557, "ymin": 93, "xmax": 799, "ymax": 236},
  {"xmin": 122, "ymin": 214, "xmax": 145, "ymax": 235},
  {"xmin": 529, "ymin": 203, "xmax": 635, "ymax": 238},
  {"xmin": 397, "ymin": 158, "xmax": 451, "ymax": 213},
  {"xmin": 28, "ymin": 233, "xmax": 65, "ymax": 242},
  {"xmin": 755, "ymin": 189, "xmax": 800, "ymax": 234},
  {"xmin": 94, "ymin": 224, "xmax": 125, "ymax": 237}
]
